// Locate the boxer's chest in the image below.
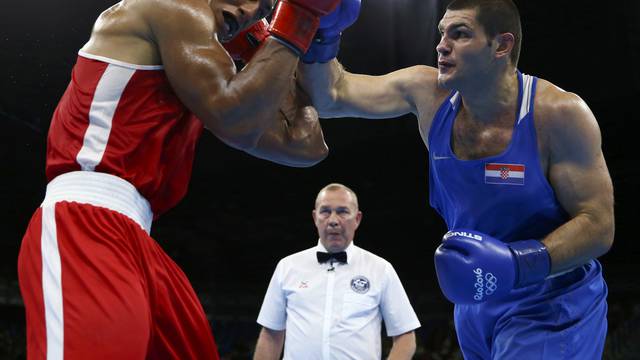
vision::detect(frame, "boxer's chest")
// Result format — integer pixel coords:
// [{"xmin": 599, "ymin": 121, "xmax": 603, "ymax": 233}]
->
[
  {"xmin": 449, "ymin": 111, "xmax": 550, "ymax": 177},
  {"xmin": 451, "ymin": 112, "xmax": 514, "ymax": 160}
]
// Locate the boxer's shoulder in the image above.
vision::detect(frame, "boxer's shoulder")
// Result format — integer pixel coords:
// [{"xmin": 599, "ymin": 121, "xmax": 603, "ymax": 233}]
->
[
  {"xmin": 399, "ymin": 66, "xmax": 447, "ymax": 107},
  {"xmin": 82, "ymin": 0, "xmax": 216, "ymax": 67},
  {"xmin": 401, "ymin": 65, "xmax": 438, "ymax": 89},
  {"xmin": 81, "ymin": 0, "xmax": 164, "ymax": 66},
  {"xmin": 137, "ymin": 0, "xmax": 215, "ymax": 30},
  {"xmin": 533, "ymin": 78, "xmax": 600, "ymax": 161},
  {"xmin": 534, "ymin": 78, "xmax": 589, "ymax": 122},
  {"xmin": 534, "ymin": 79, "xmax": 595, "ymax": 132},
  {"xmin": 406, "ymin": 66, "xmax": 451, "ymax": 132}
]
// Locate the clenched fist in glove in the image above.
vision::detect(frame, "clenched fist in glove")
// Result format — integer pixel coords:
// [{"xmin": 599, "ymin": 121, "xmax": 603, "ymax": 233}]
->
[{"xmin": 434, "ymin": 229, "xmax": 551, "ymax": 304}]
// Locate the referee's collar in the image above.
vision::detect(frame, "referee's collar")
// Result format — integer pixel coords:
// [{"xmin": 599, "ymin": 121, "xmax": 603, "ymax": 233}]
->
[{"xmin": 315, "ymin": 240, "xmax": 357, "ymax": 264}]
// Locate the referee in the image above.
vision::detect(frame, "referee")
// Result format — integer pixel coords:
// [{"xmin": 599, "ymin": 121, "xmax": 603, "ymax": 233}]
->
[{"xmin": 254, "ymin": 183, "xmax": 420, "ymax": 360}]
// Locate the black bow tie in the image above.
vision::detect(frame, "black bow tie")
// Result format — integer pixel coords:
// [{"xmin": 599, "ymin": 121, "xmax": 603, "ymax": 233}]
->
[{"xmin": 317, "ymin": 251, "xmax": 347, "ymax": 264}]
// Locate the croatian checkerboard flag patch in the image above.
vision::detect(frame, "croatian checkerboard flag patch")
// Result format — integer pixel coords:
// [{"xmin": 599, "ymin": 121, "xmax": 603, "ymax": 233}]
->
[{"xmin": 485, "ymin": 163, "xmax": 525, "ymax": 185}]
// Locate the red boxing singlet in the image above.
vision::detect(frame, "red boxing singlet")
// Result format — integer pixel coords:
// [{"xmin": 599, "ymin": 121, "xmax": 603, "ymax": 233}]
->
[{"xmin": 46, "ymin": 51, "xmax": 204, "ymax": 217}]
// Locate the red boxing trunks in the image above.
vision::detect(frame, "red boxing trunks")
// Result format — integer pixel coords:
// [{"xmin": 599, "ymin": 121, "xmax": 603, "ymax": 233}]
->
[{"xmin": 18, "ymin": 171, "xmax": 219, "ymax": 359}]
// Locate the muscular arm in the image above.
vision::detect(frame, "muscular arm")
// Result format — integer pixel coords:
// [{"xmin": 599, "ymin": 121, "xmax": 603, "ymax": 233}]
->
[
  {"xmin": 146, "ymin": 0, "xmax": 309, "ymax": 155},
  {"xmin": 249, "ymin": 80, "xmax": 327, "ymax": 167},
  {"xmin": 253, "ymin": 327, "xmax": 285, "ymax": 360},
  {"xmin": 298, "ymin": 60, "xmax": 439, "ymax": 119},
  {"xmin": 541, "ymin": 90, "xmax": 615, "ymax": 274},
  {"xmin": 387, "ymin": 331, "xmax": 416, "ymax": 360}
]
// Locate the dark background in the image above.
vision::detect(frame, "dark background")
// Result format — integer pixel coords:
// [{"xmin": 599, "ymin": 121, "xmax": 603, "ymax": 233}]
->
[{"xmin": 1, "ymin": 0, "xmax": 639, "ymax": 358}]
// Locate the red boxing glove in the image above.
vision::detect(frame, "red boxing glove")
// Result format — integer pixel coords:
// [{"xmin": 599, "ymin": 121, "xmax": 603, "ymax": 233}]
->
[
  {"xmin": 223, "ymin": 19, "xmax": 270, "ymax": 64},
  {"xmin": 268, "ymin": 0, "xmax": 341, "ymax": 55}
]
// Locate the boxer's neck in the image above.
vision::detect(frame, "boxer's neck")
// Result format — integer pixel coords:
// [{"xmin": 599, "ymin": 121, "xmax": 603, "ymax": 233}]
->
[{"xmin": 458, "ymin": 69, "xmax": 519, "ymax": 124}]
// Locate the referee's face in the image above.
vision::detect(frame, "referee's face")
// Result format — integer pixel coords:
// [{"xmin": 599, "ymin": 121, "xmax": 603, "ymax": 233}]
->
[{"xmin": 313, "ymin": 189, "xmax": 362, "ymax": 253}]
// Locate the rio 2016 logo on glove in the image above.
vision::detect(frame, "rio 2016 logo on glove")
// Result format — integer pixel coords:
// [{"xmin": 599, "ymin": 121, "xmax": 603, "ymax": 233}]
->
[
  {"xmin": 473, "ymin": 268, "xmax": 498, "ymax": 301},
  {"xmin": 444, "ymin": 231, "xmax": 483, "ymax": 241}
]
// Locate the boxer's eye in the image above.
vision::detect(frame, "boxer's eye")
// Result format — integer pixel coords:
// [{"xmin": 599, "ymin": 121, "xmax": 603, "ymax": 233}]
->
[{"xmin": 454, "ymin": 31, "xmax": 469, "ymax": 39}]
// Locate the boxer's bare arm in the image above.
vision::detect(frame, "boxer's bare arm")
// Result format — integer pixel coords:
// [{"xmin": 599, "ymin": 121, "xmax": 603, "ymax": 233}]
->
[
  {"xmin": 247, "ymin": 81, "xmax": 328, "ymax": 167},
  {"xmin": 536, "ymin": 82, "xmax": 615, "ymax": 274},
  {"xmin": 298, "ymin": 61, "xmax": 442, "ymax": 120},
  {"xmin": 144, "ymin": 0, "xmax": 301, "ymax": 152}
]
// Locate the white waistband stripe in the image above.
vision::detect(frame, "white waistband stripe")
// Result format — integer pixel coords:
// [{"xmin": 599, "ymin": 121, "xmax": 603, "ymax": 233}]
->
[{"xmin": 42, "ymin": 171, "xmax": 153, "ymax": 233}]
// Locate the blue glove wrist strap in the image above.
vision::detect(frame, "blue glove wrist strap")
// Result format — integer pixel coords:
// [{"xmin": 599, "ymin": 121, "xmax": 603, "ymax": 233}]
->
[
  {"xmin": 302, "ymin": 34, "xmax": 341, "ymax": 64},
  {"xmin": 509, "ymin": 240, "xmax": 551, "ymax": 288}
]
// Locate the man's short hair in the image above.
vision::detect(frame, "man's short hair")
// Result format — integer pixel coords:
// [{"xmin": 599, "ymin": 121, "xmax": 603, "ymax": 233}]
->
[
  {"xmin": 447, "ymin": 0, "xmax": 522, "ymax": 66},
  {"xmin": 315, "ymin": 183, "xmax": 359, "ymax": 210}
]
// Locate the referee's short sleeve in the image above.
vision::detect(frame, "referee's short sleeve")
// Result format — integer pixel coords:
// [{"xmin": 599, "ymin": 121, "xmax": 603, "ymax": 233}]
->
[
  {"xmin": 257, "ymin": 260, "xmax": 287, "ymax": 331},
  {"xmin": 380, "ymin": 262, "xmax": 421, "ymax": 337}
]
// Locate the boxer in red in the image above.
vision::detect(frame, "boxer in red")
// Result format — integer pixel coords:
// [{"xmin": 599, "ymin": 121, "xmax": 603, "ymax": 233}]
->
[{"xmin": 17, "ymin": 0, "xmax": 340, "ymax": 358}]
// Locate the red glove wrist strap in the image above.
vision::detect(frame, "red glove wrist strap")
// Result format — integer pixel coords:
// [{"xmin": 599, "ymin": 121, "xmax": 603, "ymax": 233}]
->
[{"xmin": 268, "ymin": 0, "xmax": 320, "ymax": 54}]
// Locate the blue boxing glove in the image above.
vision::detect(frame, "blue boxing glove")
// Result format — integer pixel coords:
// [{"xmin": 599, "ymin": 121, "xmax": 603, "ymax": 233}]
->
[
  {"xmin": 434, "ymin": 229, "xmax": 551, "ymax": 304},
  {"xmin": 301, "ymin": 0, "xmax": 361, "ymax": 64}
]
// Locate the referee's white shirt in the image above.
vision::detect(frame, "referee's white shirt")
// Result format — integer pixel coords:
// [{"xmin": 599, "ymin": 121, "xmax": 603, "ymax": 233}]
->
[{"xmin": 257, "ymin": 241, "xmax": 421, "ymax": 360}]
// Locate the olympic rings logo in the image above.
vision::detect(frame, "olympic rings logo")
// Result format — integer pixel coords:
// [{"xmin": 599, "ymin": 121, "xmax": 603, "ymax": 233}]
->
[{"xmin": 484, "ymin": 273, "xmax": 498, "ymax": 295}]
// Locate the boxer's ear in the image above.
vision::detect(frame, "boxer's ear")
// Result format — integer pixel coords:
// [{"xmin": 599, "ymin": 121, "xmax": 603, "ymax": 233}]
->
[{"xmin": 494, "ymin": 32, "xmax": 515, "ymax": 62}]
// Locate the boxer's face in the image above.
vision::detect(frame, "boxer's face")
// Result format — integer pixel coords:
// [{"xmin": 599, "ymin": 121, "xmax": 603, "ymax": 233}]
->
[
  {"xmin": 313, "ymin": 189, "xmax": 362, "ymax": 253},
  {"xmin": 436, "ymin": 8, "xmax": 495, "ymax": 89},
  {"xmin": 212, "ymin": 0, "xmax": 275, "ymax": 42}
]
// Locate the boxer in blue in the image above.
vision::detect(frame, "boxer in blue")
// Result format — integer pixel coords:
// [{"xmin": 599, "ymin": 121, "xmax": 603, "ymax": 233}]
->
[{"xmin": 298, "ymin": 0, "xmax": 614, "ymax": 358}]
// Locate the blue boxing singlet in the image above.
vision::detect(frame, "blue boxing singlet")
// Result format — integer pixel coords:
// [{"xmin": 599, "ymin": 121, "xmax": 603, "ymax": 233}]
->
[
  {"xmin": 427, "ymin": 71, "xmax": 608, "ymax": 359},
  {"xmin": 428, "ymin": 71, "xmax": 567, "ymax": 243},
  {"xmin": 428, "ymin": 72, "xmax": 568, "ymax": 242}
]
